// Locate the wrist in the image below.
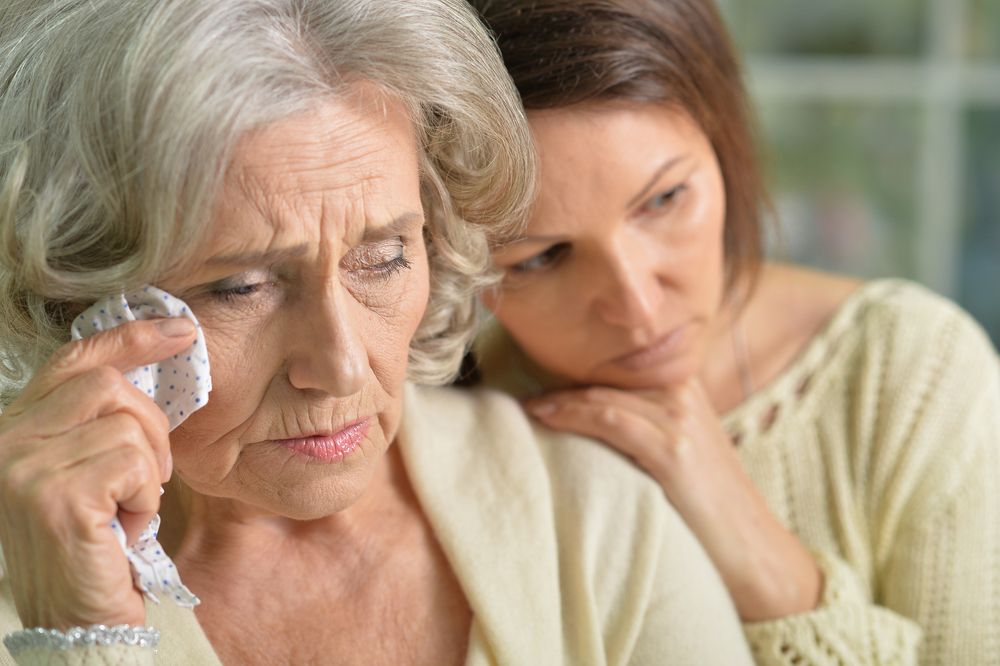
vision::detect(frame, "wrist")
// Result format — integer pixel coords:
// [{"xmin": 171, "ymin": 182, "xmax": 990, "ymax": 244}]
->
[
  {"xmin": 3, "ymin": 625, "xmax": 160, "ymax": 657},
  {"xmin": 733, "ymin": 548, "xmax": 823, "ymax": 622}
]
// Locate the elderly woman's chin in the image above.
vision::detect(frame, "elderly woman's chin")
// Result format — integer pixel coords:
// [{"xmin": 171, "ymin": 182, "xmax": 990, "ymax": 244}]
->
[
  {"xmin": 171, "ymin": 379, "xmax": 410, "ymax": 521},
  {"xmin": 172, "ymin": 408, "xmax": 402, "ymax": 521}
]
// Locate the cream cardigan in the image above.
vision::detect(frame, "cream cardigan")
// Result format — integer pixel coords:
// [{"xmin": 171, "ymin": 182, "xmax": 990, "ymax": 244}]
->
[
  {"xmin": 0, "ymin": 383, "xmax": 754, "ymax": 665},
  {"xmin": 475, "ymin": 279, "xmax": 1000, "ymax": 665}
]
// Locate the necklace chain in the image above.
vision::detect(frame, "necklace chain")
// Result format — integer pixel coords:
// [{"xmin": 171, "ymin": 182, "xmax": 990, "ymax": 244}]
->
[{"xmin": 732, "ymin": 321, "xmax": 754, "ymax": 401}]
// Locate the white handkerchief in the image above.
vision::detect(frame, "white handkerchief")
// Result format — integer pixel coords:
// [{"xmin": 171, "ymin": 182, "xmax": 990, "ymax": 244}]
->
[{"xmin": 70, "ymin": 285, "xmax": 208, "ymax": 607}]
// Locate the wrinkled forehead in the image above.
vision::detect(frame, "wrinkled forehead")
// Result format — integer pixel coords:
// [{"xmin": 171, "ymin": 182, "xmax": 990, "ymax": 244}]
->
[{"xmin": 197, "ymin": 90, "xmax": 421, "ymax": 264}]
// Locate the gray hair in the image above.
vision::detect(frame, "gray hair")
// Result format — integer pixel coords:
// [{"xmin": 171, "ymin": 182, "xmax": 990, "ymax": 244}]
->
[{"xmin": 0, "ymin": 0, "xmax": 534, "ymax": 404}]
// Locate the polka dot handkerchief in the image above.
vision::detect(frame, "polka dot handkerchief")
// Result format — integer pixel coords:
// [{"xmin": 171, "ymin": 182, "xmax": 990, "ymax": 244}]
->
[
  {"xmin": 70, "ymin": 285, "xmax": 208, "ymax": 608},
  {"xmin": 71, "ymin": 286, "xmax": 211, "ymax": 430}
]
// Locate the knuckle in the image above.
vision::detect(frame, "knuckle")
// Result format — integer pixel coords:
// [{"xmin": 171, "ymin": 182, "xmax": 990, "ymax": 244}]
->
[
  {"xmin": 110, "ymin": 414, "xmax": 148, "ymax": 447},
  {"xmin": 662, "ymin": 435, "xmax": 693, "ymax": 465},
  {"xmin": 677, "ymin": 383, "xmax": 699, "ymax": 406},
  {"xmin": 597, "ymin": 405, "xmax": 618, "ymax": 426},
  {"xmin": 119, "ymin": 320, "xmax": 157, "ymax": 350},
  {"xmin": 86, "ymin": 366, "xmax": 123, "ymax": 395},
  {"xmin": 118, "ymin": 447, "xmax": 154, "ymax": 483},
  {"xmin": 0, "ymin": 457, "xmax": 39, "ymax": 500},
  {"xmin": 582, "ymin": 387, "xmax": 608, "ymax": 403},
  {"xmin": 47, "ymin": 340, "xmax": 86, "ymax": 371}
]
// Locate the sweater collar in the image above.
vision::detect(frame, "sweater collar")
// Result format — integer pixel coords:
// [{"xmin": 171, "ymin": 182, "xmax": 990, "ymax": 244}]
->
[{"xmin": 397, "ymin": 382, "xmax": 564, "ymax": 665}]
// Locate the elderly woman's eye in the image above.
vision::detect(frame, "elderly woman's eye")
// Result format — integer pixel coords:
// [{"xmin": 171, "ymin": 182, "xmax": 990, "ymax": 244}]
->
[
  {"xmin": 205, "ymin": 270, "xmax": 276, "ymax": 303},
  {"xmin": 509, "ymin": 243, "xmax": 570, "ymax": 274},
  {"xmin": 211, "ymin": 282, "xmax": 267, "ymax": 302},
  {"xmin": 369, "ymin": 255, "xmax": 413, "ymax": 277},
  {"xmin": 344, "ymin": 239, "xmax": 412, "ymax": 279}
]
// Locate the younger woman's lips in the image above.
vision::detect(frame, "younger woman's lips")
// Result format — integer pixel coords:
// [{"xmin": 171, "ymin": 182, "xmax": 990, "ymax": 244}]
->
[
  {"xmin": 611, "ymin": 324, "xmax": 689, "ymax": 371},
  {"xmin": 275, "ymin": 419, "xmax": 370, "ymax": 462}
]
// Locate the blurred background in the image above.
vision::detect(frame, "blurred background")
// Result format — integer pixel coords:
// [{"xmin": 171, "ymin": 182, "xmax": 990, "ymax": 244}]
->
[{"xmin": 716, "ymin": 0, "xmax": 1000, "ymax": 349}]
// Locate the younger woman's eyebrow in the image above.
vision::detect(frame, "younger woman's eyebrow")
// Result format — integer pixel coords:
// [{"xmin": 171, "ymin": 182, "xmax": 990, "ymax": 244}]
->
[{"xmin": 626, "ymin": 155, "xmax": 689, "ymax": 208}]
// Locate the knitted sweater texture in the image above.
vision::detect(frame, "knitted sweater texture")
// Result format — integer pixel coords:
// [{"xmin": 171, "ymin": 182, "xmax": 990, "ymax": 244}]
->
[{"xmin": 477, "ymin": 280, "xmax": 1000, "ymax": 665}]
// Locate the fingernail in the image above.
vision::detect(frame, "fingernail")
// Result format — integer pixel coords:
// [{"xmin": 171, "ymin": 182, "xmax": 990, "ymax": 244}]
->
[
  {"xmin": 529, "ymin": 402, "xmax": 557, "ymax": 417},
  {"xmin": 155, "ymin": 317, "xmax": 195, "ymax": 338},
  {"xmin": 164, "ymin": 452, "xmax": 173, "ymax": 482}
]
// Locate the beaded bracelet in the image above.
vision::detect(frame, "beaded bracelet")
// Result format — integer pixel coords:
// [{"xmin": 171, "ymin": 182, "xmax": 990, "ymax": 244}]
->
[{"xmin": 3, "ymin": 625, "xmax": 159, "ymax": 657}]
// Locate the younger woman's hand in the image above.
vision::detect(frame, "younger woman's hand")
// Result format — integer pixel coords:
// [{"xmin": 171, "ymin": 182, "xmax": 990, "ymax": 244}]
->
[
  {"xmin": 0, "ymin": 318, "xmax": 196, "ymax": 630},
  {"xmin": 525, "ymin": 378, "xmax": 822, "ymax": 622}
]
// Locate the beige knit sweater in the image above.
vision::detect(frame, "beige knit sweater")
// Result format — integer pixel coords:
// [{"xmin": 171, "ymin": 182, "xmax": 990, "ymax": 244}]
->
[
  {"xmin": 476, "ymin": 280, "xmax": 1000, "ymax": 665},
  {"xmin": 0, "ymin": 383, "xmax": 754, "ymax": 665}
]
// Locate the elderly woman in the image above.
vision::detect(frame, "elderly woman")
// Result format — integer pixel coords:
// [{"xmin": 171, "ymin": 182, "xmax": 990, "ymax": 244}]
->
[
  {"xmin": 0, "ymin": 0, "xmax": 757, "ymax": 664},
  {"xmin": 470, "ymin": 0, "xmax": 1000, "ymax": 664}
]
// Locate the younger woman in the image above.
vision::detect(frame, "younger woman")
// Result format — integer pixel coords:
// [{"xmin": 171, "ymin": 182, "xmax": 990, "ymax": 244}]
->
[{"xmin": 471, "ymin": 1, "xmax": 1000, "ymax": 663}]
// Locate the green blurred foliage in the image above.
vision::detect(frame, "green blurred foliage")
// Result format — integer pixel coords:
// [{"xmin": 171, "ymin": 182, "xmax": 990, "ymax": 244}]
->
[
  {"xmin": 757, "ymin": 101, "xmax": 921, "ymax": 279},
  {"xmin": 967, "ymin": 0, "xmax": 1000, "ymax": 58},
  {"xmin": 717, "ymin": 0, "xmax": 924, "ymax": 56},
  {"xmin": 961, "ymin": 109, "xmax": 1000, "ymax": 344},
  {"xmin": 718, "ymin": 0, "xmax": 999, "ymax": 347}
]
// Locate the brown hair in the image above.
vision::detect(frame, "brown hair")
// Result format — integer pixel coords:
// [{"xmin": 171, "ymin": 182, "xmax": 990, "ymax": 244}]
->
[{"xmin": 471, "ymin": 0, "xmax": 766, "ymax": 295}]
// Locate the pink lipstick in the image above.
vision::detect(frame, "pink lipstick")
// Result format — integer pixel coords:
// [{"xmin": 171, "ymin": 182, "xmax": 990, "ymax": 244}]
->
[{"xmin": 276, "ymin": 419, "xmax": 369, "ymax": 462}]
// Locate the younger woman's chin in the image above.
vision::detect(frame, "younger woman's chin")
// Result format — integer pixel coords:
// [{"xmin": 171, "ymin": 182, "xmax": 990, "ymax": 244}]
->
[{"xmin": 589, "ymin": 357, "xmax": 702, "ymax": 391}]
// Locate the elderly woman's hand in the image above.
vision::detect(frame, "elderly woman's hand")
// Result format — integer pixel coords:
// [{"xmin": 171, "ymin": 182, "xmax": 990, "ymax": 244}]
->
[
  {"xmin": 525, "ymin": 379, "xmax": 822, "ymax": 622},
  {"xmin": 0, "ymin": 318, "xmax": 196, "ymax": 630}
]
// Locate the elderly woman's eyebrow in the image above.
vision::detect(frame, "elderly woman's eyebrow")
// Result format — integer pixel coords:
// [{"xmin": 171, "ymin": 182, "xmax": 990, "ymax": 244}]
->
[
  {"xmin": 207, "ymin": 243, "xmax": 310, "ymax": 267},
  {"xmin": 205, "ymin": 213, "xmax": 423, "ymax": 267},
  {"xmin": 361, "ymin": 211, "xmax": 424, "ymax": 243}
]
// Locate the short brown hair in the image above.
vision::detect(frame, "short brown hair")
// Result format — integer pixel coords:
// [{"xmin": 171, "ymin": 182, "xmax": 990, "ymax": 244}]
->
[{"xmin": 471, "ymin": 0, "xmax": 766, "ymax": 295}]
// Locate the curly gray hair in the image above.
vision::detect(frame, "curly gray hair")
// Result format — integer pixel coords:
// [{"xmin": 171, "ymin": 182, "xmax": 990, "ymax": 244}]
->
[{"xmin": 0, "ymin": 0, "xmax": 534, "ymax": 404}]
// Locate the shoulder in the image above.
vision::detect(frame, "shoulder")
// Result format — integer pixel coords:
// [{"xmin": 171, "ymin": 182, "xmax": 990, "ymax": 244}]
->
[
  {"xmin": 749, "ymin": 266, "xmax": 996, "ymax": 393},
  {"xmin": 841, "ymin": 281, "xmax": 999, "ymax": 515},
  {"xmin": 402, "ymin": 386, "xmax": 694, "ymax": 572},
  {"xmin": 405, "ymin": 382, "xmax": 666, "ymax": 499},
  {"xmin": 402, "ymin": 383, "xmax": 750, "ymax": 663},
  {"xmin": 402, "ymin": 384, "xmax": 730, "ymax": 586},
  {"xmin": 404, "ymin": 381, "xmax": 694, "ymax": 542},
  {"xmin": 847, "ymin": 279, "xmax": 997, "ymax": 382}
]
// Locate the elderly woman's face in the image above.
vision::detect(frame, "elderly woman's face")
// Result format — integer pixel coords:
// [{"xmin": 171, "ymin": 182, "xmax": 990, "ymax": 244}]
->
[
  {"xmin": 159, "ymin": 93, "xmax": 428, "ymax": 519},
  {"xmin": 485, "ymin": 104, "xmax": 726, "ymax": 389}
]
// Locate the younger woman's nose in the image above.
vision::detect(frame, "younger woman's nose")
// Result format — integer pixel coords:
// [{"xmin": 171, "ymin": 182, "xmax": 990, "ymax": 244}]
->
[{"xmin": 592, "ymin": 242, "xmax": 662, "ymax": 329}]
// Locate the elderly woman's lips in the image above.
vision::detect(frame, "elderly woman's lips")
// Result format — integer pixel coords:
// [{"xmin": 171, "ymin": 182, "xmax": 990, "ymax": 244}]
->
[{"xmin": 276, "ymin": 419, "xmax": 370, "ymax": 462}]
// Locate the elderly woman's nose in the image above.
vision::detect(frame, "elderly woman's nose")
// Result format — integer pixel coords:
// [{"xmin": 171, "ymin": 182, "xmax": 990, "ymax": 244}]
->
[
  {"xmin": 591, "ymin": 243, "xmax": 662, "ymax": 329},
  {"xmin": 285, "ymin": 290, "xmax": 367, "ymax": 396}
]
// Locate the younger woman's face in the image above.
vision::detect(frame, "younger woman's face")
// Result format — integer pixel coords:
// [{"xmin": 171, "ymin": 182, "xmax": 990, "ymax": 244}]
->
[{"xmin": 484, "ymin": 104, "xmax": 727, "ymax": 389}]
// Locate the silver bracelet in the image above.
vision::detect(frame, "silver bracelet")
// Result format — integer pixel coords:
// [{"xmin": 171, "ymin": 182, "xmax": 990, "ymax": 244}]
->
[{"xmin": 3, "ymin": 625, "xmax": 159, "ymax": 656}]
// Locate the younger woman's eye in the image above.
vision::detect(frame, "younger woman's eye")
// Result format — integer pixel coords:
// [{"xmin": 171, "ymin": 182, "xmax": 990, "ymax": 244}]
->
[
  {"xmin": 509, "ymin": 242, "xmax": 570, "ymax": 273},
  {"xmin": 642, "ymin": 184, "xmax": 688, "ymax": 213}
]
